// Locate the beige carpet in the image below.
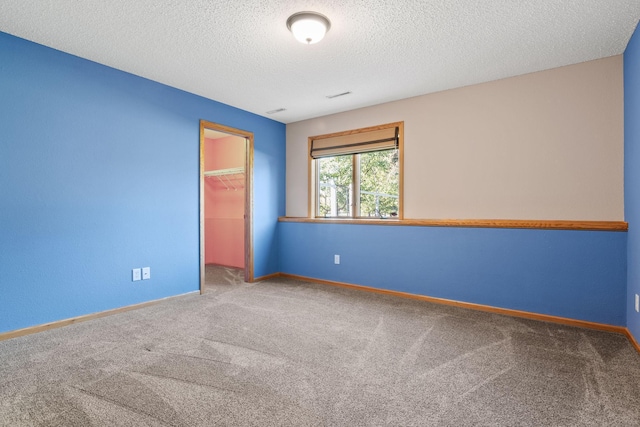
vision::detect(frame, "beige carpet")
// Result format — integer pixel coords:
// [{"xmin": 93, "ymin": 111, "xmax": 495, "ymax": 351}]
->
[
  {"xmin": 1, "ymin": 276, "xmax": 639, "ymax": 426},
  {"xmin": 204, "ymin": 264, "xmax": 245, "ymax": 290}
]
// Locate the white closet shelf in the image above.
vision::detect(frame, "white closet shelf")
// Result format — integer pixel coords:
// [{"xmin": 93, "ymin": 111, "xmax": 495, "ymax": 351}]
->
[
  {"xmin": 204, "ymin": 167, "xmax": 245, "ymax": 190},
  {"xmin": 204, "ymin": 167, "xmax": 245, "ymax": 177}
]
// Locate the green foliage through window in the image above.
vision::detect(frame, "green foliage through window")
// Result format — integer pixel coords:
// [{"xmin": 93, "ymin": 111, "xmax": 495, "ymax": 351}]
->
[
  {"xmin": 317, "ymin": 149, "xmax": 399, "ymax": 218},
  {"xmin": 318, "ymin": 155, "xmax": 353, "ymax": 216},
  {"xmin": 359, "ymin": 150, "xmax": 399, "ymax": 217}
]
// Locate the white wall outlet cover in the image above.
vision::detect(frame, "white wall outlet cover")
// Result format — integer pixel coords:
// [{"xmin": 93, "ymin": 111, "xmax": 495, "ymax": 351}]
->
[
  {"xmin": 132, "ymin": 268, "xmax": 141, "ymax": 281},
  {"xmin": 142, "ymin": 267, "xmax": 151, "ymax": 280},
  {"xmin": 635, "ymin": 294, "xmax": 639, "ymax": 313},
  {"xmin": 334, "ymin": 255, "xmax": 340, "ymax": 264}
]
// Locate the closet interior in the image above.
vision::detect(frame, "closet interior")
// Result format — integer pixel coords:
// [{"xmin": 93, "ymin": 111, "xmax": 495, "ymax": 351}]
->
[{"xmin": 204, "ymin": 132, "xmax": 246, "ymax": 270}]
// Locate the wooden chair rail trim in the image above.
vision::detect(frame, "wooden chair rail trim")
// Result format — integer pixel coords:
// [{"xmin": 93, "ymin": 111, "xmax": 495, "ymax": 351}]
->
[{"xmin": 278, "ymin": 217, "xmax": 628, "ymax": 231}]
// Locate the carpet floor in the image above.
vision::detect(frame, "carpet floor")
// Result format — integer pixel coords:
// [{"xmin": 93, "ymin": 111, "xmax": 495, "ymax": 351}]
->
[
  {"xmin": 204, "ymin": 264, "xmax": 245, "ymax": 290},
  {"xmin": 1, "ymin": 273, "xmax": 639, "ymax": 426}
]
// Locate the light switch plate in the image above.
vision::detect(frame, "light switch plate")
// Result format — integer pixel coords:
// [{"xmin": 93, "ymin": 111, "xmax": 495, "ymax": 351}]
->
[
  {"xmin": 334, "ymin": 255, "xmax": 340, "ymax": 265},
  {"xmin": 132, "ymin": 268, "xmax": 141, "ymax": 281},
  {"xmin": 142, "ymin": 267, "xmax": 151, "ymax": 280}
]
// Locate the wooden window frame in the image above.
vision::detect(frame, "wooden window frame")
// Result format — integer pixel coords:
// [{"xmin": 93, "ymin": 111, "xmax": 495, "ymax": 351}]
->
[{"xmin": 308, "ymin": 121, "xmax": 404, "ymax": 219}]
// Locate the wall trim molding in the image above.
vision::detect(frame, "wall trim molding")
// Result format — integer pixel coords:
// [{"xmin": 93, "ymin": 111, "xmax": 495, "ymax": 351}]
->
[
  {"xmin": 0, "ymin": 291, "xmax": 199, "ymax": 342},
  {"xmin": 278, "ymin": 217, "xmax": 628, "ymax": 231},
  {"xmin": 0, "ymin": 272, "xmax": 640, "ymax": 353},
  {"xmin": 624, "ymin": 329, "xmax": 640, "ymax": 353},
  {"xmin": 3, "ymin": 275, "xmax": 638, "ymax": 354},
  {"xmin": 279, "ymin": 273, "xmax": 630, "ymax": 335},
  {"xmin": 254, "ymin": 272, "xmax": 281, "ymax": 282}
]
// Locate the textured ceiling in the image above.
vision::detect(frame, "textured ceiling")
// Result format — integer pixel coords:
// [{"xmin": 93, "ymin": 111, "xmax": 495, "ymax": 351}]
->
[{"xmin": 0, "ymin": 1, "xmax": 639, "ymax": 124}]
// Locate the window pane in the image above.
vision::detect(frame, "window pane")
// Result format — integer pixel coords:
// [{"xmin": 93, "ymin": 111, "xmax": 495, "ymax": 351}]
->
[
  {"xmin": 358, "ymin": 149, "xmax": 399, "ymax": 217},
  {"xmin": 317, "ymin": 155, "xmax": 353, "ymax": 217}
]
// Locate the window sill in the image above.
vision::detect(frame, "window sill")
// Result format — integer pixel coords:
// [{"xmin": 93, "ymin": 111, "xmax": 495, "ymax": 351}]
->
[
  {"xmin": 278, "ymin": 217, "xmax": 628, "ymax": 231},
  {"xmin": 280, "ymin": 217, "xmax": 400, "ymax": 225}
]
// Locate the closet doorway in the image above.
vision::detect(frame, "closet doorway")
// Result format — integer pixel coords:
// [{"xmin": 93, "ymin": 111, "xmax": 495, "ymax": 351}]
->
[{"xmin": 199, "ymin": 120, "xmax": 254, "ymax": 293}]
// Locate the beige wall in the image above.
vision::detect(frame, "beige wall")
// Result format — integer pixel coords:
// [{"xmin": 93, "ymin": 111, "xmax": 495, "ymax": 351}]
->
[{"xmin": 286, "ymin": 55, "xmax": 624, "ymax": 220}]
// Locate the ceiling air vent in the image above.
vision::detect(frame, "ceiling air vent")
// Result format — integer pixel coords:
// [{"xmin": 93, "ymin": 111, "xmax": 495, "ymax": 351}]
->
[
  {"xmin": 266, "ymin": 108, "xmax": 286, "ymax": 114},
  {"xmin": 326, "ymin": 91, "xmax": 352, "ymax": 99}
]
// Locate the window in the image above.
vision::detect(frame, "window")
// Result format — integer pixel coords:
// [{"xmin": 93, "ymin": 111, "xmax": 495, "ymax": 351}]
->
[{"xmin": 309, "ymin": 122, "xmax": 403, "ymax": 219}]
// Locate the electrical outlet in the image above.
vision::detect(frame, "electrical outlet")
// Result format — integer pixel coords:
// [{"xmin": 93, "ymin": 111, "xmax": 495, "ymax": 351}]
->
[
  {"xmin": 142, "ymin": 267, "xmax": 151, "ymax": 280},
  {"xmin": 635, "ymin": 294, "xmax": 639, "ymax": 313},
  {"xmin": 334, "ymin": 255, "xmax": 340, "ymax": 265},
  {"xmin": 132, "ymin": 268, "xmax": 141, "ymax": 281}
]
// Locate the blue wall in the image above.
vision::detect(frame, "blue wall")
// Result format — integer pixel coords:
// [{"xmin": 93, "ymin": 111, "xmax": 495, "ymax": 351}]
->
[
  {"xmin": 279, "ymin": 223, "xmax": 627, "ymax": 326},
  {"xmin": 0, "ymin": 32, "xmax": 285, "ymax": 333},
  {"xmin": 626, "ymin": 24, "xmax": 640, "ymax": 342},
  {"xmin": 1, "ymin": 27, "xmax": 634, "ymax": 335}
]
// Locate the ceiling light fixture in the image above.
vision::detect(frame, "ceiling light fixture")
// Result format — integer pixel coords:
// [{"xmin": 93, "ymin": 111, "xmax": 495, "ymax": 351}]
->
[{"xmin": 286, "ymin": 11, "xmax": 331, "ymax": 45}]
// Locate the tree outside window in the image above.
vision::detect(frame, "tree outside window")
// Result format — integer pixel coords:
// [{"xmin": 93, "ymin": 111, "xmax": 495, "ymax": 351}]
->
[{"xmin": 317, "ymin": 149, "xmax": 399, "ymax": 218}]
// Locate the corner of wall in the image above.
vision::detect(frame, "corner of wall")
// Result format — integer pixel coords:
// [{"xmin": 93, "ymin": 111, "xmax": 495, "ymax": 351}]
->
[{"xmin": 624, "ymin": 22, "xmax": 640, "ymax": 343}]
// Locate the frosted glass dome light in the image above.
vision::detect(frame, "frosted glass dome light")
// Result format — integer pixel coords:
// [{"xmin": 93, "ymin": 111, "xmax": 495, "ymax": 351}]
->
[{"xmin": 286, "ymin": 12, "xmax": 331, "ymax": 45}]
